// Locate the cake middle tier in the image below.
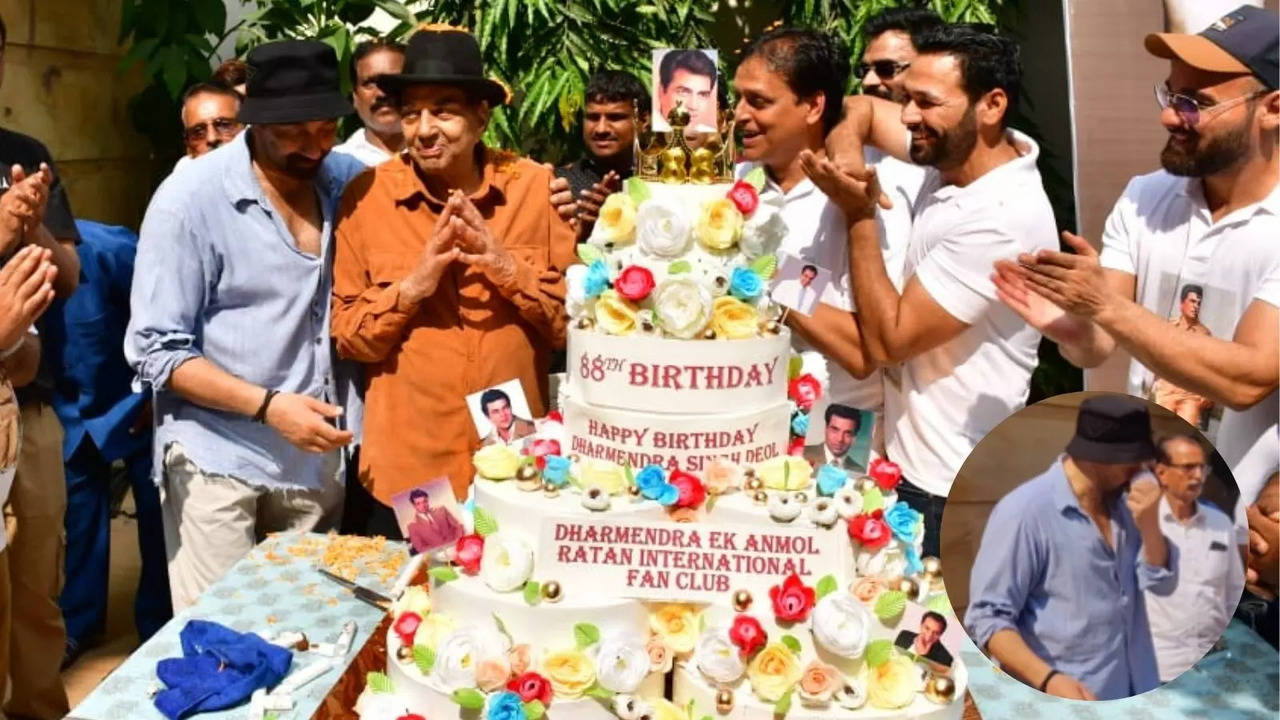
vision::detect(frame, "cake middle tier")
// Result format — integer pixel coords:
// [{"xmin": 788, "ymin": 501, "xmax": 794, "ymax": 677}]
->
[
  {"xmin": 562, "ymin": 395, "xmax": 792, "ymax": 473},
  {"xmin": 565, "ymin": 326, "xmax": 793, "ymax": 414}
]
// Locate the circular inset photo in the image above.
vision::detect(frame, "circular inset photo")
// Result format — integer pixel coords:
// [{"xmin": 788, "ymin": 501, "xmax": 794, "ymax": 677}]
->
[{"xmin": 940, "ymin": 392, "xmax": 1244, "ymax": 701}]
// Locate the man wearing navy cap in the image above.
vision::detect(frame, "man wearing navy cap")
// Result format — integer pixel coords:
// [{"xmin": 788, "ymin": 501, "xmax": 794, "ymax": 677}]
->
[
  {"xmin": 126, "ymin": 40, "xmax": 366, "ymax": 610},
  {"xmin": 996, "ymin": 6, "xmax": 1279, "ymax": 518},
  {"xmin": 966, "ymin": 395, "xmax": 1173, "ymax": 700}
]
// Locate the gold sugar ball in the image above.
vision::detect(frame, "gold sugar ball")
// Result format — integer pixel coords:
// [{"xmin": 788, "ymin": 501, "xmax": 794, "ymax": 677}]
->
[
  {"xmin": 745, "ymin": 476, "xmax": 764, "ymax": 492},
  {"xmin": 793, "ymin": 491, "xmax": 809, "ymax": 505},
  {"xmin": 921, "ymin": 556, "xmax": 942, "ymax": 578},
  {"xmin": 731, "ymin": 589, "xmax": 753, "ymax": 612},
  {"xmin": 855, "ymin": 477, "xmax": 878, "ymax": 495},
  {"xmin": 743, "ymin": 467, "xmax": 756, "ymax": 479},
  {"xmin": 923, "ymin": 674, "xmax": 956, "ymax": 705},
  {"xmin": 641, "ymin": 319, "xmax": 656, "ymax": 333},
  {"xmin": 575, "ymin": 316, "xmax": 594, "ymax": 330},
  {"xmin": 542, "ymin": 580, "xmax": 563, "ymax": 603},
  {"xmin": 516, "ymin": 464, "xmax": 540, "ymax": 482},
  {"xmin": 396, "ymin": 644, "xmax": 413, "ymax": 662},
  {"xmin": 752, "ymin": 490, "xmax": 768, "ymax": 505},
  {"xmin": 568, "ymin": 453, "xmax": 581, "ymax": 463},
  {"xmin": 762, "ymin": 321, "xmax": 783, "ymax": 335},
  {"xmin": 895, "ymin": 577, "xmax": 920, "ymax": 599},
  {"xmin": 702, "ymin": 328, "xmax": 718, "ymax": 340},
  {"xmin": 628, "ymin": 484, "xmax": 642, "ymax": 497},
  {"xmin": 542, "ymin": 481, "xmax": 560, "ymax": 498},
  {"xmin": 715, "ymin": 688, "xmax": 734, "ymax": 714}
]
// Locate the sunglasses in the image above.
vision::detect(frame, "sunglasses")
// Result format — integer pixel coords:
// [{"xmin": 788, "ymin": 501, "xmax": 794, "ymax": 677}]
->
[
  {"xmin": 1153, "ymin": 83, "xmax": 1264, "ymax": 126},
  {"xmin": 856, "ymin": 60, "xmax": 910, "ymax": 81},
  {"xmin": 184, "ymin": 117, "xmax": 242, "ymax": 143}
]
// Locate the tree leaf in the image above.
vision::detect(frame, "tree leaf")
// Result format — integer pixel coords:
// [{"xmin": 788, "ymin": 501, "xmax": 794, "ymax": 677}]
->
[
  {"xmin": 413, "ymin": 644, "xmax": 436, "ymax": 675},
  {"xmin": 774, "ymin": 688, "xmax": 793, "ymax": 717},
  {"xmin": 625, "ymin": 177, "xmax": 651, "ymax": 205},
  {"xmin": 748, "ymin": 254, "xmax": 778, "ymax": 281},
  {"xmin": 524, "ymin": 700, "xmax": 547, "ymax": 720},
  {"xmin": 523, "ymin": 580, "xmax": 542, "ymax": 606},
  {"xmin": 429, "ymin": 566, "xmax": 460, "ymax": 584},
  {"xmin": 874, "ymin": 590, "xmax": 907, "ymax": 622},
  {"xmin": 668, "ymin": 260, "xmax": 692, "ymax": 274},
  {"xmin": 574, "ymin": 622, "xmax": 601, "ymax": 649},
  {"xmin": 189, "ymin": 0, "xmax": 226, "ymax": 34},
  {"xmin": 815, "ymin": 574, "xmax": 838, "ymax": 600},
  {"xmin": 865, "ymin": 638, "xmax": 893, "ymax": 668},
  {"xmin": 780, "ymin": 634, "xmax": 802, "ymax": 655},
  {"xmin": 577, "ymin": 244, "xmax": 604, "ymax": 265},
  {"xmin": 159, "ymin": 46, "xmax": 188, "ymax": 98},
  {"xmin": 452, "ymin": 688, "xmax": 487, "ymax": 709},
  {"xmin": 373, "ymin": 0, "xmax": 416, "ymax": 24},
  {"xmin": 367, "ymin": 671, "xmax": 394, "ymax": 694},
  {"xmin": 474, "ymin": 506, "xmax": 499, "ymax": 537}
]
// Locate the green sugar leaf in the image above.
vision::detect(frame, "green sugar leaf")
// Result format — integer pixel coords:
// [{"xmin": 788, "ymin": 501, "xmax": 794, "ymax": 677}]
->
[
  {"xmin": 412, "ymin": 644, "xmax": 436, "ymax": 675},
  {"xmin": 473, "ymin": 506, "xmax": 499, "ymax": 537},
  {"xmin": 452, "ymin": 688, "xmax": 486, "ymax": 710},
  {"xmin": 927, "ymin": 592, "xmax": 953, "ymax": 616},
  {"xmin": 668, "ymin": 260, "xmax": 692, "ymax": 274},
  {"xmin": 577, "ymin": 243, "xmax": 604, "ymax": 265},
  {"xmin": 749, "ymin": 254, "xmax": 778, "ymax": 280},
  {"xmin": 743, "ymin": 166, "xmax": 767, "ymax": 191},
  {"xmin": 574, "ymin": 622, "xmax": 601, "ymax": 649},
  {"xmin": 585, "ymin": 683, "xmax": 616, "ymax": 700},
  {"xmin": 524, "ymin": 700, "xmax": 547, "ymax": 720},
  {"xmin": 429, "ymin": 566, "xmax": 459, "ymax": 584},
  {"xmin": 874, "ymin": 590, "xmax": 907, "ymax": 622},
  {"xmin": 523, "ymin": 580, "xmax": 542, "ymax": 606},
  {"xmin": 780, "ymin": 634, "xmax": 802, "ymax": 655},
  {"xmin": 815, "ymin": 574, "xmax": 838, "ymax": 600},
  {"xmin": 625, "ymin": 177, "xmax": 652, "ymax": 205},
  {"xmin": 366, "ymin": 671, "xmax": 394, "ymax": 694},
  {"xmin": 865, "ymin": 638, "xmax": 893, "ymax": 668},
  {"xmin": 861, "ymin": 487, "xmax": 885, "ymax": 513},
  {"xmin": 773, "ymin": 688, "xmax": 793, "ymax": 717}
]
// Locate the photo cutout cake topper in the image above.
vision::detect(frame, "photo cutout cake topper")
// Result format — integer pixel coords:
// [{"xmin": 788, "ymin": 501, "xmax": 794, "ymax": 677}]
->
[
  {"xmin": 467, "ymin": 378, "xmax": 535, "ymax": 447},
  {"xmin": 770, "ymin": 252, "xmax": 831, "ymax": 317},
  {"xmin": 391, "ymin": 475, "xmax": 466, "ymax": 556},
  {"xmin": 804, "ymin": 402, "xmax": 877, "ymax": 475},
  {"xmin": 893, "ymin": 601, "xmax": 961, "ymax": 676},
  {"xmin": 652, "ymin": 48, "xmax": 719, "ymax": 133}
]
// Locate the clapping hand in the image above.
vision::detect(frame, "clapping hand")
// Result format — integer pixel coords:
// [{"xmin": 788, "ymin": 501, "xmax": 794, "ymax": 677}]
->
[
  {"xmin": 0, "ymin": 163, "xmax": 53, "ymax": 255},
  {"xmin": 452, "ymin": 193, "xmax": 517, "ymax": 286},
  {"xmin": 0, "ymin": 245, "xmax": 57, "ymax": 349},
  {"xmin": 992, "ymin": 257, "xmax": 1095, "ymax": 346},
  {"xmin": 1013, "ymin": 232, "xmax": 1113, "ymax": 319},
  {"xmin": 400, "ymin": 193, "xmax": 463, "ymax": 305},
  {"xmin": 575, "ymin": 171, "xmax": 622, "ymax": 229}
]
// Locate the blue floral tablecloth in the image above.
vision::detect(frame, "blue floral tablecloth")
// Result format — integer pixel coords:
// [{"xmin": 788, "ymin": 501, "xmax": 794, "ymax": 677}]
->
[
  {"xmin": 68, "ymin": 532, "xmax": 407, "ymax": 720},
  {"xmin": 961, "ymin": 618, "xmax": 1279, "ymax": 719}
]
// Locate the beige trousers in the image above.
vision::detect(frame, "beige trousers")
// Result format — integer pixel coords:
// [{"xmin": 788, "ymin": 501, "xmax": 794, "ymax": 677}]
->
[
  {"xmin": 1, "ymin": 403, "xmax": 68, "ymax": 720},
  {"xmin": 160, "ymin": 443, "xmax": 342, "ymax": 612}
]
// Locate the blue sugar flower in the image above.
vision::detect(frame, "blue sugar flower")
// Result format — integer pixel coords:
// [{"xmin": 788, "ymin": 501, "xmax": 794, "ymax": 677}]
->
[
  {"xmin": 584, "ymin": 259, "xmax": 611, "ymax": 298},
  {"xmin": 542, "ymin": 455, "xmax": 571, "ymax": 487},
  {"xmin": 729, "ymin": 267, "xmax": 764, "ymax": 301},
  {"xmin": 816, "ymin": 464, "xmax": 848, "ymax": 497},
  {"xmin": 884, "ymin": 501, "xmax": 923, "ymax": 543}
]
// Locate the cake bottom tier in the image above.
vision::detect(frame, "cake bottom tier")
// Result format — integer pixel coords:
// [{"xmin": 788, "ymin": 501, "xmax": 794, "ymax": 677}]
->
[{"xmin": 671, "ymin": 661, "xmax": 965, "ymax": 720}]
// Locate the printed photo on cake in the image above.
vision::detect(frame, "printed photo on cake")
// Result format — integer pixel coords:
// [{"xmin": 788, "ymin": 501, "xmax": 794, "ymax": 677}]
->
[
  {"xmin": 467, "ymin": 378, "xmax": 536, "ymax": 447},
  {"xmin": 893, "ymin": 603, "xmax": 960, "ymax": 675},
  {"xmin": 941, "ymin": 392, "xmax": 1244, "ymax": 701},
  {"xmin": 803, "ymin": 402, "xmax": 876, "ymax": 474},
  {"xmin": 651, "ymin": 48, "xmax": 719, "ymax": 132},
  {"xmin": 391, "ymin": 475, "xmax": 466, "ymax": 556},
  {"xmin": 770, "ymin": 253, "xmax": 831, "ymax": 317}
]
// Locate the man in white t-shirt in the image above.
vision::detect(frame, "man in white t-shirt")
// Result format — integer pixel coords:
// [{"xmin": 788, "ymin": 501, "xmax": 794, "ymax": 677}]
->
[
  {"xmin": 805, "ymin": 25, "xmax": 1058, "ymax": 556},
  {"xmin": 331, "ymin": 39, "xmax": 406, "ymax": 167},
  {"xmin": 994, "ymin": 6, "xmax": 1279, "ymax": 509},
  {"xmin": 732, "ymin": 23, "xmax": 927, "ymax": 441}
]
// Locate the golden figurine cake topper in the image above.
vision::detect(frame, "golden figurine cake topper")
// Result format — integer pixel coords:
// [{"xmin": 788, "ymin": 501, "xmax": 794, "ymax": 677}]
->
[{"xmin": 633, "ymin": 100, "xmax": 736, "ymax": 184}]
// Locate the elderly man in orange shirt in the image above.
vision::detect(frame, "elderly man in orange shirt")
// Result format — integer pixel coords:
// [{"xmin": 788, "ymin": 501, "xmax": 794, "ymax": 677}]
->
[{"xmin": 331, "ymin": 26, "xmax": 575, "ymax": 536}]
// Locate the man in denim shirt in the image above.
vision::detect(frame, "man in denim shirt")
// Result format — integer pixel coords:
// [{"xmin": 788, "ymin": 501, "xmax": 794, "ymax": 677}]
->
[
  {"xmin": 125, "ymin": 40, "xmax": 364, "ymax": 611},
  {"xmin": 966, "ymin": 395, "xmax": 1174, "ymax": 700}
]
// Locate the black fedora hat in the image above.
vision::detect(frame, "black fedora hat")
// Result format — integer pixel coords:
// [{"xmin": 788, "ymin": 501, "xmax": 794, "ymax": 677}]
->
[
  {"xmin": 376, "ymin": 26, "xmax": 509, "ymax": 106},
  {"xmin": 1066, "ymin": 395, "xmax": 1158, "ymax": 465},
  {"xmin": 239, "ymin": 39, "xmax": 353, "ymax": 124}
]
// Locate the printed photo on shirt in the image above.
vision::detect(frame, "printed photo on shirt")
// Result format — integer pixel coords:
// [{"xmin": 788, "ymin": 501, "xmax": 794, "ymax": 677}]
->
[
  {"xmin": 770, "ymin": 253, "xmax": 831, "ymax": 317},
  {"xmin": 893, "ymin": 602, "xmax": 961, "ymax": 674},
  {"xmin": 803, "ymin": 402, "xmax": 876, "ymax": 475},
  {"xmin": 391, "ymin": 475, "xmax": 466, "ymax": 556},
  {"xmin": 651, "ymin": 48, "xmax": 719, "ymax": 133},
  {"xmin": 467, "ymin": 378, "xmax": 536, "ymax": 447},
  {"xmin": 1139, "ymin": 274, "xmax": 1239, "ymax": 437},
  {"xmin": 939, "ymin": 392, "xmax": 1244, "ymax": 700}
]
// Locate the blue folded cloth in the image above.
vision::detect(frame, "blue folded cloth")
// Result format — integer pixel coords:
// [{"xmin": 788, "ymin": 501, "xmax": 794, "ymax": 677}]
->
[{"xmin": 154, "ymin": 620, "xmax": 293, "ymax": 719}]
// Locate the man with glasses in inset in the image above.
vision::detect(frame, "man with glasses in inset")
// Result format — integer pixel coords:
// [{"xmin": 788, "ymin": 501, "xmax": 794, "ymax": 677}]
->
[
  {"xmin": 1145, "ymin": 434, "xmax": 1244, "ymax": 683},
  {"xmin": 994, "ymin": 5, "xmax": 1279, "ymax": 518}
]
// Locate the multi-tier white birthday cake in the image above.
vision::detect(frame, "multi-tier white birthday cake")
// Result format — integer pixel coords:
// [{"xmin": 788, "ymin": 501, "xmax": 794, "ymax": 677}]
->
[{"xmin": 355, "ymin": 170, "xmax": 965, "ymax": 720}]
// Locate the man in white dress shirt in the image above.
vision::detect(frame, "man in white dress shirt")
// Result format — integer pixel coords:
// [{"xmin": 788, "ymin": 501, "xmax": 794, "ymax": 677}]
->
[
  {"xmin": 331, "ymin": 39, "xmax": 406, "ymax": 166},
  {"xmin": 1145, "ymin": 434, "xmax": 1244, "ymax": 682},
  {"xmin": 771, "ymin": 263, "xmax": 820, "ymax": 314}
]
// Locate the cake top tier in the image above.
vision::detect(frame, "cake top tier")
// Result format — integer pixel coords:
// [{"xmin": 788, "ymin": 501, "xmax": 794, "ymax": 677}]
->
[{"xmin": 567, "ymin": 175, "xmax": 787, "ymax": 341}]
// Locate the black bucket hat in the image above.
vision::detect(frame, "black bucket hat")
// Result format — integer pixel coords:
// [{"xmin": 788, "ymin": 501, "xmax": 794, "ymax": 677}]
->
[
  {"xmin": 376, "ymin": 26, "xmax": 509, "ymax": 106},
  {"xmin": 238, "ymin": 39, "xmax": 353, "ymax": 124},
  {"xmin": 1065, "ymin": 395, "xmax": 1158, "ymax": 465}
]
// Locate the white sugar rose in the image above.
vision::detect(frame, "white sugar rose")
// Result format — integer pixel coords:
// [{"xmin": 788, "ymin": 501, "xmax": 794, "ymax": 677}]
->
[
  {"xmin": 797, "ymin": 351, "xmax": 830, "ymax": 393},
  {"xmin": 740, "ymin": 202, "xmax": 786, "ymax": 259},
  {"xmin": 767, "ymin": 492, "xmax": 802, "ymax": 523},
  {"xmin": 833, "ymin": 486, "xmax": 864, "ymax": 519},
  {"xmin": 811, "ymin": 591, "xmax": 871, "ymax": 659},
  {"xmin": 694, "ymin": 627, "xmax": 747, "ymax": 684},
  {"xmin": 593, "ymin": 634, "xmax": 652, "ymax": 693},
  {"xmin": 479, "ymin": 532, "xmax": 535, "ymax": 592},
  {"xmin": 566, "ymin": 264, "xmax": 591, "ymax": 319},
  {"xmin": 433, "ymin": 624, "xmax": 510, "ymax": 690},
  {"xmin": 636, "ymin": 199, "xmax": 692, "ymax": 259},
  {"xmin": 614, "ymin": 695, "xmax": 653, "ymax": 720},
  {"xmin": 855, "ymin": 543, "xmax": 908, "ymax": 581},
  {"xmin": 652, "ymin": 278, "xmax": 712, "ymax": 339}
]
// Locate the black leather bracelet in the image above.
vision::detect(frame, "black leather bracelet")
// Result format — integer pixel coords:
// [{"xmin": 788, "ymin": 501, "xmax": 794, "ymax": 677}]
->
[
  {"xmin": 253, "ymin": 389, "xmax": 279, "ymax": 424},
  {"xmin": 1038, "ymin": 668, "xmax": 1059, "ymax": 692}
]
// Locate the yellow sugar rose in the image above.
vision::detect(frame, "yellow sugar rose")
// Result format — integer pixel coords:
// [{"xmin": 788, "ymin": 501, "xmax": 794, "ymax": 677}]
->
[
  {"xmin": 392, "ymin": 585, "xmax": 432, "ymax": 619},
  {"xmin": 755, "ymin": 456, "xmax": 813, "ymax": 491},
  {"xmin": 474, "ymin": 444, "xmax": 521, "ymax": 479},
  {"xmin": 541, "ymin": 647, "xmax": 597, "ymax": 699},
  {"xmin": 595, "ymin": 289, "xmax": 639, "ymax": 336},
  {"xmin": 695, "ymin": 197, "xmax": 745, "ymax": 251},
  {"xmin": 746, "ymin": 642, "xmax": 803, "ymax": 702},
  {"xmin": 710, "ymin": 296, "xmax": 759, "ymax": 339},
  {"xmin": 650, "ymin": 699, "xmax": 686, "ymax": 720},
  {"xmin": 648, "ymin": 604, "xmax": 700, "ymax": 654},
  {"xmin": 592, "ymin": 193, "xmax": 638, "ymax": 245},
  {"xmin": 412, "ymin": 613, "xmax": 456, "ymax": 649},
  {"xmin": 578, "ymin": 459, "xmax": 629, "ymax": 495},
  {"xmin": 867, "ymin": 655, "xmax": 920, "ymax": 709}
]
